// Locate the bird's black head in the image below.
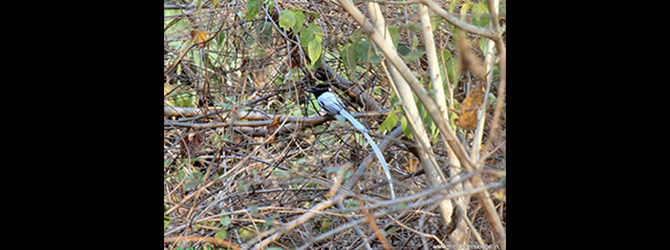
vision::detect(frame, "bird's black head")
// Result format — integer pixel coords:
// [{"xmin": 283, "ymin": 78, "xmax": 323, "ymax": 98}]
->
[{"xmin": 306, "ymin": 84, "xmax": 331, "ymax": 98}]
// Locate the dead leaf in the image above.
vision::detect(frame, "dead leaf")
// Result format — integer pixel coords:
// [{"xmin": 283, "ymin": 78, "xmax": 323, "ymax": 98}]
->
[
  {"xmin": 451, "ymin": 32, "xmax": 487, "ymax": 130},
  {"xmin": 456, "ymin": 31, "xmax": 486, "ymax": 80},
  {"xmin": 178, "ymin": 128, "xmax": 206, "ymax": 158},
  {"xmin": 453, "ymin": 82, "xmax": 486, "ymax": 130},
  {"xmin": 265, "ymin": 116, "xmax": 281, "ymax": 144},
  {"xmin": 190, "ymin": 30, "xmax": 207, "ymax": 48}
]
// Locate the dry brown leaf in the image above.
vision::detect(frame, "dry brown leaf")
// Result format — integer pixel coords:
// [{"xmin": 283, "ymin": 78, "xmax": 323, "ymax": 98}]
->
[
  {"xmin": 452, "ymin": 32, "xmax": 487, "ymax": 130},
  {"xmin": 190, "ymin": 30, "xmax": 207, "ymax": 48},
  {"xmin": 456, "ymin": 32, "xmax": 486, "ymax": 80},
  {"xmin": 453, "ymin": 81, "xmax": 486, "ymax": 130},
  {"xmin": 177, "ymin": 128, "xmax": 206, "ymax": 158},
  {"xmin": 265, "ymin": 116, "xmax": 281, "ymax": 144}
]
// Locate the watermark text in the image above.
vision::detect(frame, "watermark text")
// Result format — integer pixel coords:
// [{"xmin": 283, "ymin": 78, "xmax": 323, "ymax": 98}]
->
[{"xmin": 433, "ymin": 244, "xmax": 499, "ymax": 249}]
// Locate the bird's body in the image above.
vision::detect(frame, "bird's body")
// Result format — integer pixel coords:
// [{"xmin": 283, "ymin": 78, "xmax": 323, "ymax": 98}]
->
[{"xmin": 307, "ymin": 85, "xmax": 395, "ymax": 199}]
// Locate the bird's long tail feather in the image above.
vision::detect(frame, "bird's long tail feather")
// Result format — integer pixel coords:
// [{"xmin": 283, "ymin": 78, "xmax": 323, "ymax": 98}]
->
[{"xmin": 340, "ymin": 110, "xmax": 395, "ymax": 199}]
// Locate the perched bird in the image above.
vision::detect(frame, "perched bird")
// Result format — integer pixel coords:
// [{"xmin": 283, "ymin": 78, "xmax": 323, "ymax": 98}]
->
[{"xmin": 306, "ymin": 84, "xmax": 395, "ymax": 199}]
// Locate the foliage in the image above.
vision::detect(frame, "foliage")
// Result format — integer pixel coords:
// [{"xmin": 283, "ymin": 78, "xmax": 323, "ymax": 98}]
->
[{"xmin": 164, "ymin": 0, "xmax": 505, "ymax": 249}]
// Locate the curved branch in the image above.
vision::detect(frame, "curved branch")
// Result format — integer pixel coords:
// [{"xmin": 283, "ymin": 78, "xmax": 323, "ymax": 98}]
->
[{"xmin": 419, "ymin": 0, "xmax": 498, "ymax": 39}]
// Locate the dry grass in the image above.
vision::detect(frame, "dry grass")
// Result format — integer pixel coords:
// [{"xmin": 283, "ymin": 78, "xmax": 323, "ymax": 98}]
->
[{"xmin": 164, "ymin": 0, "xmax": 505, "ymax": 249}]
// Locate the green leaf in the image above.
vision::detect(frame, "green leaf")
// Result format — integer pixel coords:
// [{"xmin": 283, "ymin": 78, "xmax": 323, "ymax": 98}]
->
[
  {"xmin": 354, "ymin": 40, "xmax": 368, "ymax": 57},
  {"xmin": 220, "ymin": 215, "xmax": 231, "ymax": 227},
  {"xmin": 400, "ymin": 115, "xmax": 413, "ymax": 140},
  {"xmin": 448, "ymin": 0, "xmax": 458, "ymax": 13},
  {"xmin": 411, "ymin": 35, "xmax": 419, "ymax": 51},
  {"xmin": 472, "ymin": 2, "xmax": 490, "ymax": 27},
  {"xmin": 239, "ymin": 228, "xmax": 253, "ymax": 239},
  {"xmin": 183, "ymin": 171, "xmax": 204, "ymax": 191},
  {"xmin": 440, "ymin": 49, "xmax": 451, "ymax": 62},
  {"xmin": 388, "ymin": 27, "xmax": 400, "ymax": 48},
  {"xmin": 248, "ymin": 205, "xmax": 259, "ymax": 215},
  {"xmin": 278, "ymin": 10, "xmax": 296, "ymax": 30},
  {"xmin": 460, "ymin": 1, "xmax": 471, "ymax": 21},
  {"xmin": 272, "ymin": 170, "xmax": 289, "ymax": 178},
  {"xmin": 300, "ymin": 24, "xmax": 320, "ymax": 46},
  {"xmin": 445, "ymin": 58, "xmax": 459, "ymax": 88},
  {"xmin": 309, "ymin": 54, "xmax": 323, "ymax": 71},
  {"xmin": 430, "ymin": 17, "xmax": 443, "ymax": 32},
  {"xmin": 318, "ymin": 220, "xmax": 333, "ymax": 232},
  {"xmin": 265, "ymin": 216, "xmax": 276, "ymax": 228},
  {"xmin": 261, "ymin": 20, "xmax": 273, "ymax": 38},
  {"xmin": 341, "ymin": 43, "xmax": 359, "ymax": 79},
  {"xmin": 438, "ymin": 50, "xmax": 452, "ymax": 88},
  {"xmin": 214, "ymin": 228, "xmax": 227, "ymax": 241},
  {"xmin": 246, "ymin": 0, "xmax": 260, "ymax": 20},
  {"xmin": 313, "ymin": 25, "xmax": 323, "ymax": 43},
  {"xmin": 479, "ymin": 38, "xmax": 489, "ymax": 53},
  {"xmin": 267, "ymin": 0, "xmax": 274, "ymax": 13},
  {"xmin": 355, "ymin": 40, "xmax": 380, "ymax": 64},
  {"xmin": 349, "ymin": 28, "xmax": 363, "ymax": 42},
  {"xmin": 380, "ymin": 112, "xmax": 397, "ymax": 133},
  {"xmin": 299, "ymin": 24, "xmax": 323, "ymax": 68},
  {"xmin": 292, "ymin": 9, "xmax": 306, "ymax": 32},
  {"xmin": 397, "ymin": 45, "xmax": 424, "ymax": 62},
  {"xmin": 164, "ymin": 159, "xmax": 173, "ymax": 168},
  {"xmin": 308, "ymin": 39, "xmax": 322, "ymax": 68},
  {"xmin": 407, "ymin": 21, "xmax": 423, "ymax": 32}
]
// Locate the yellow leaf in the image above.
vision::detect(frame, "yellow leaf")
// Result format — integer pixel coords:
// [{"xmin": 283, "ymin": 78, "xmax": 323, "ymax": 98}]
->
[
  {"xmin": 492, "ymin": 190, "xmax": 506, "ymax": 202},
  {"xmin": 190, "ymin": 30, "xmax": 207, "ymax": 48},
  {"xmin": 453, "ymin": 82, "xmax": 486, "ymax": 130},
  {"xmin": 451, "ymin": 32, "xmax": 488, "ymax": 130}
]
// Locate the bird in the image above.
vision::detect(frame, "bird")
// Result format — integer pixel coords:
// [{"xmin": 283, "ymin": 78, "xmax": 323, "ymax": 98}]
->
[{"xmin": 306, "ymin": 84, "xmax": 395, "ymax": 199}]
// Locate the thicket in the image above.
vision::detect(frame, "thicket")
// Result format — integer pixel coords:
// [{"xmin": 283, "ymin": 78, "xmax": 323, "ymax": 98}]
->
[{"xmin": 164, "ymin": 0, "xmax": 506, "ymax": 249}]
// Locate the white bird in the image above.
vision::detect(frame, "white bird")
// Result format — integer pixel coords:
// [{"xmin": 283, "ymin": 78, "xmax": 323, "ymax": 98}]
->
[{"xmin": 306, "ymin": 84, "xmax": 395, "ymax": 199}]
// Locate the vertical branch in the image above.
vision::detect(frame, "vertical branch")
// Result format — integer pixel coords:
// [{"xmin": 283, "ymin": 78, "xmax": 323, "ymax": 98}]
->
[
  {"xmin": 336, "ymin": 0, "xmax": 475, "ymax": 172},
  {"xmin": 482, "ymin": 0, "xmax": 506, "ymax": 160},
  {"xmin": 358, "ymin": 197, "xmax": 392, "ymax": 250},
  {"xmin": 475, "ymin": 0, "xmax": 506, "ymax": 247},
  {"xmin": 335, "ymin": 0, "xmax": 506, "ymax": 248},
  {"xmin": 418, "ymin": 3, "xmax": 473, "ymax": 246},
  {"xmin": 367, "ymin": 0, "xmax": 455, "ymax": 228}
]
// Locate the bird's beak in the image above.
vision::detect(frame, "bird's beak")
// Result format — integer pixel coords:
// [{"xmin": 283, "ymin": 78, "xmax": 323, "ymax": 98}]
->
[{"xmin": 306, "ymin": 88, "xmax": 317, "ymax": 93}]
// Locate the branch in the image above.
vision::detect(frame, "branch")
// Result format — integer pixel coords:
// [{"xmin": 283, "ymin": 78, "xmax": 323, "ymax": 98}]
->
[
  {"xmin": 334, "ymin": 2, "xmax": 506, "ymax": 248},
  {"xmin": 164, "ymin": 107, "xmax": 268, "ymax": 119},
  {"xmin": 250, "ymin": 126, "xmax": 404, "ymax": 250},
  {"xmin": 345, "ymin": 125, "xmax": 404, "ymax": 192},
  {"xmin": 419, "ymin": 0, "xmax": 498, "ymax": 39},
  {"xmin": 164, "ymin": 109, "xmax": 390, "ymax": 129},
  {"xmin": 359, "ymin": 197, "xmax": 393, "ymax": 250},
  {"xmin": 164, "ymin": 235, "xmax": 241, "ymax": 250},
  {"xmin": 336, "ymin": 0, "xmax": 476, "ymax": 172},
  {"xmin": 297, "ymin": 172, "xmax": 500, "ymax": 250},
  {"xmin": 250, "ymin": 194, "xmax": 345, "ymax": 250},
  {"xmin": 367, "ymin": 0, "xmax": 456, "ymax": 236}
]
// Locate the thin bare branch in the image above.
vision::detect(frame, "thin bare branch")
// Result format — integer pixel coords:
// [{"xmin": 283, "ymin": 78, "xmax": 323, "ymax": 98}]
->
[
  {"xmin": 419, "ymin": 0, "xmax": 498, "ymax": 39},
  {"xmin": 164, "ymin": 0, "xmax": 505, "ymax": 248}
]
